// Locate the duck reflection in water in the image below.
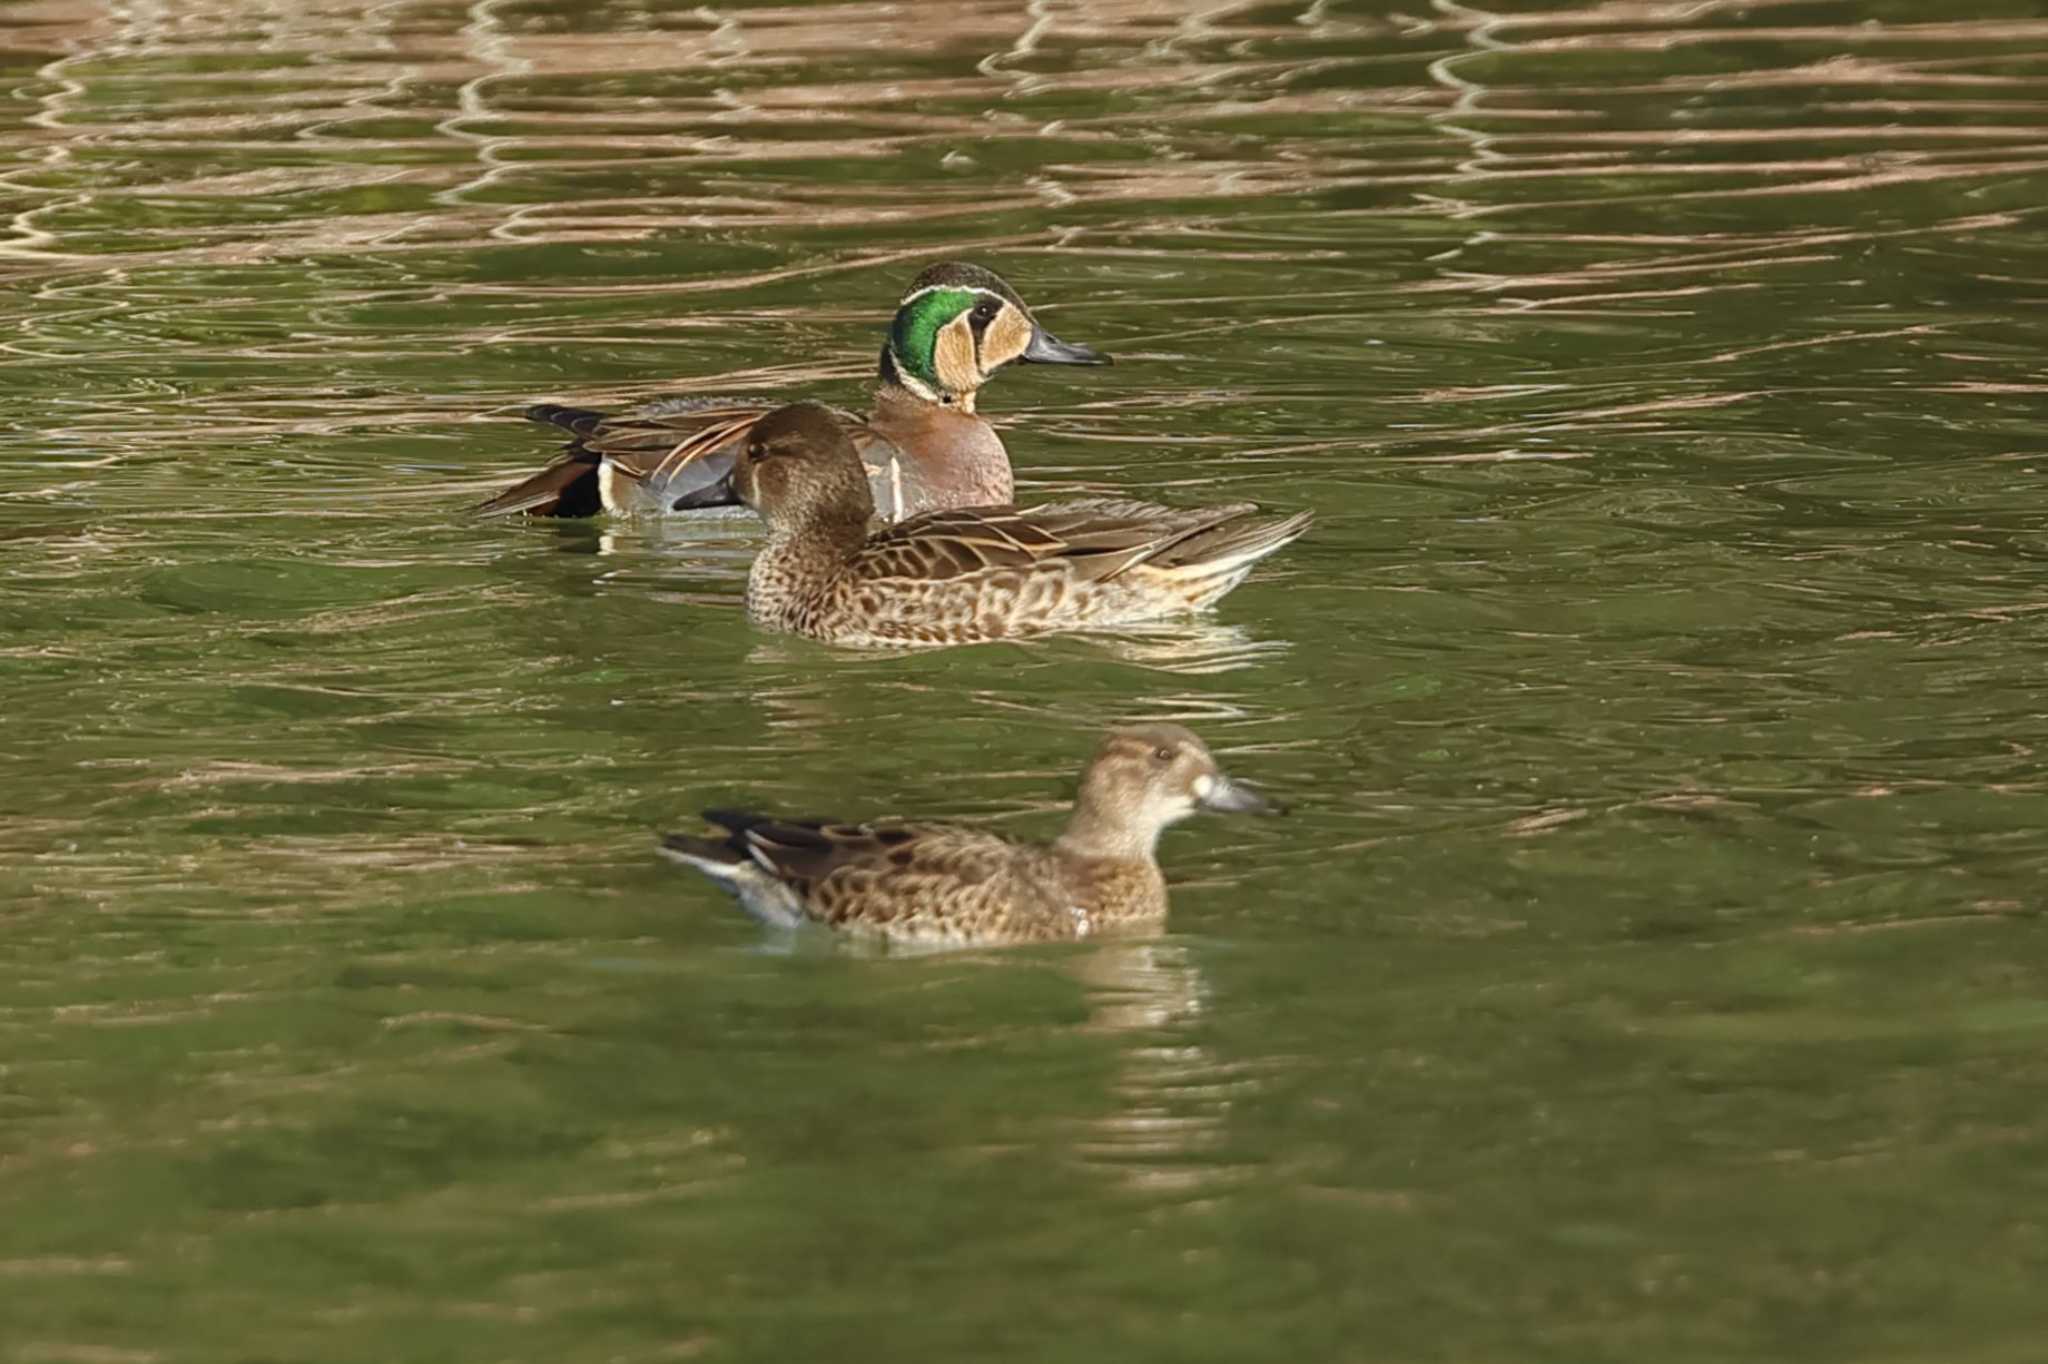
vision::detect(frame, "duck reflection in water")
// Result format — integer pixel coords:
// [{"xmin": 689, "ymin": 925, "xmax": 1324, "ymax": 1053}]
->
[{"xmin": 1071, "ymin": 939, "xmax": 1254, "ymax": 1193}]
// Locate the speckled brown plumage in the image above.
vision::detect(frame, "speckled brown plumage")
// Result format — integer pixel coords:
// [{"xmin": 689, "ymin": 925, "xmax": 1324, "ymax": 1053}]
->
[
  {"xmin": 475, "ymin": 262, "xmax": 1108, "ymax": 521},
  {"xmin": 658, "ymin": 724, "xmax": 1279, "ymax": 948},
  {"xmin": 732, "ymin": 403, "xmax": 1313, "ymax": 648}
]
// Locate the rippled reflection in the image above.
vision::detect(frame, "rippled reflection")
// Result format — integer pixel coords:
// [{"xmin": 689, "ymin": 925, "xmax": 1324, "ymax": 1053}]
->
[
  {"xmin": 6, "ymin": 1, "xmax": 2048, "ymax": 1358},
  {"xmin": 1069, "ymin": 939, "xmax": 1253, "ymax": 1193}
]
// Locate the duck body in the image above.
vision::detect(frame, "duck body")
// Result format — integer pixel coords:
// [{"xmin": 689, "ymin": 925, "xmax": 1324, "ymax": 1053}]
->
[
  {"xmin": 660, "ymin": 814, "xmax": 1160, "ymax": 946},
  {"xmin": 732, "ymin": 404, "xmax": 1312, "ymax": 649},
  {"xmin": 659, "ymin": 725, "xmax": 1275, "ymax": 949},
  {"xmin": 477, "ymin": 262, "xmax": 1107, "ymax": 523},
  {"xmin": 478, "ymin": 389, "xmax": 1013, "ymax": 523},
  {"xmin": 747, "ymin": 497, "xmax": 1313, "ymax": 648}
]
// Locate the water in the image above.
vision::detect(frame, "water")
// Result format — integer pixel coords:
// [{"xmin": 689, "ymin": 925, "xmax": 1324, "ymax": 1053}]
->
[{"xmin": 4, "ymin": 1, "xmax": 2047, "ymax": 1358}]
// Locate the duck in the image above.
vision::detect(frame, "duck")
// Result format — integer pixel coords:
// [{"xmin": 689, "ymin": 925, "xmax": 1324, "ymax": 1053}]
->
[
  {"xmin": 731, "ymin": 403, "xmax": 1311, "ymax": 648},
  {"xmin": 658, "ymin": 724, "xmax": 1279, "ymax": 947},
  {"xmin": 476, "ymin": 261, "xmax": 1110, "ymax": 522},
  {"xmin": 731, "ymin": 402, "xmax": 1313, "ymax": 647}
]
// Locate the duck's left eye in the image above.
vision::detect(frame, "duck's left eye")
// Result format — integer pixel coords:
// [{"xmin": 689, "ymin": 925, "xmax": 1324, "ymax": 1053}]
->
[
  {"xmin": 1153, "ymin": 746, "xmax": 1174, "ymax": 764},
  {"xmin": 971, "ymin": 298, "xmax": 1000, "ymax": 324}
]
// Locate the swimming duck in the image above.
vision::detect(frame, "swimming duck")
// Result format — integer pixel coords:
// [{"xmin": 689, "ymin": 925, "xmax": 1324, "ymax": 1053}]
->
[
  {"xmin": 476, "ymin": 261, "xmax": 1110, "ymax": 521},
  {"xmin": 733, "ymin": 403, "xmax": 1312, "ymax": 648},
  {"xmin": 659, "ymin": 724, "xmax": 1278, "ymax": 947}
]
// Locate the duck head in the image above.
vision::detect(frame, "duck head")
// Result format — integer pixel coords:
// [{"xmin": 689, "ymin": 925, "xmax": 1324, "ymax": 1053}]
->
[
  {"xmin": 1063, "ymin": 723, "xmax": 1280, "ymax": 859},
  {"xmin": 732, "ymin": 402, "xmax": 876, "ymax": 538},
  {"xmin": 880, "ymin": 261, "xmax": 1111, "ymax": 410}
]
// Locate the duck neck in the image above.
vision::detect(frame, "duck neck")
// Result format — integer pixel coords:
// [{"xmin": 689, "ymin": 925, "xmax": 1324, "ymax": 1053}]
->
[
  {"xmin": 1053, "ymin": 807, "xmax": 1169, "ymax": 927},
  {"xmin": 1054, "ymin": 796, "xmax": 1162, "ymax": 866},
  {"xmin": 877, "ymin": 347, "xmax": 976, "ymax": 415},
  {"xmin": 748, "ymin": 505, "xmax": 870, "ymax": 621},
  {"xmin": 867, "ymin": 375, "xmax": 1011, "ymax": 509}
]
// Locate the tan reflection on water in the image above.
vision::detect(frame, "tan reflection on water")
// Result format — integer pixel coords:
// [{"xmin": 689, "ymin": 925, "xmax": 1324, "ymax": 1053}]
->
[
  {"xmin": 3, "ymin": 0, "xmax": 2044, "ymax": 496},
  {"xmin": 9, "ymin": 0, "xmax": 2042, "ymax": 277},
  {"xmin": 1068, "ymin": 939, "xmax": 1259, "ymax": 1193}
]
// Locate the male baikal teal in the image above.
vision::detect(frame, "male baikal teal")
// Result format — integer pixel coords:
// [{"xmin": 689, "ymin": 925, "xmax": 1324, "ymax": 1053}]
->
[{"xmin": 477, "ymin": 262, "xmax": 1110, "ymax": 522}]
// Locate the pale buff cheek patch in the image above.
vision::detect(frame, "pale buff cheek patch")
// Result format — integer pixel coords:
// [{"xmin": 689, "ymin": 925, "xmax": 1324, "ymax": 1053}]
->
[
  {"xmin": 933, "ymin": 314, "xmax": 980, "ymax": 393},
  {"xmin": 984, "ymin": 306, "xmax": 1032, "ymax": 368},
  {"xmin": 1193, "ymin": 773, "xmax": 1215, "ymax": 800}
]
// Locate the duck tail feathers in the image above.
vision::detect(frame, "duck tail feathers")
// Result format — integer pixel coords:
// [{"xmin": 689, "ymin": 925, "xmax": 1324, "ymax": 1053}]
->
[
  {"xmin": 524, "ymin": 403, "xmax": 609, "ymax": 436},
  {"xmin": 1158, "ymin": 508, "xmax": 1313, "ymax": 576},
  {"xmin": 657, "ymin": 831, "xmax": 748, "ymax": 874},
  {"xmin": 474, "ymin": 453, "xmax": 604, "ymax": 518},
  {"xmin": 658, "ymin": 829, "xmax": 809, "ymax": 931}
]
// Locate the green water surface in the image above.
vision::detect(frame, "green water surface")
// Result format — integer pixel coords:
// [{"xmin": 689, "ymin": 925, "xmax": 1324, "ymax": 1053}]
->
[{"xmin": 3, "ymin": 1, "xmax": 2047, "ymax": 1360}]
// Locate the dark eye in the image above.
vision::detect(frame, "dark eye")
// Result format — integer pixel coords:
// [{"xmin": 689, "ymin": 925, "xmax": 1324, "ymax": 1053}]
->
[
  {"xmin": 1153, "ymin": 746, "xmax": 1174, "ymax": 764},
  {"xmin": 746, "ymin": 443, "xmax": 767, "ymax": 463},
  {"xmin": 971, "ymin": 298, "xmax": 1000, "ymax": 325}
]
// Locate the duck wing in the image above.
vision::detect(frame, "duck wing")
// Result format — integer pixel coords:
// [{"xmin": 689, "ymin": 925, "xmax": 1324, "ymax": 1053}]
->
[
  {"xmin": 850, "ymin": 505, "xmax": 1065, "ymax": 578},
  {"xmin": 693, "ymin": 810, "xmax": 907, "ymax": 885},
  {"xmin": 849, "ymin": 498, "xmax": 1265, "ymax": 584},
  {"xmin": 478, "ymin": 398, "xmax": 880, "ymax": 518},
  {"xmin": 472, "ymin": 445, "xmax": 605, "ymax": 517},
  {"xmin": 678, "ymin": 810, "xmax": 1037, "ymax": 927}
]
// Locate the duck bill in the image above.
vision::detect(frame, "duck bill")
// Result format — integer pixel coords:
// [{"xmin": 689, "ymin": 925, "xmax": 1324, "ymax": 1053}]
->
[
  {"xmin": 1020, "ymin": 325, "xmax": 1111, "ymax": 366},
  {"xmin": 1199, "ymin": 775, "xmax": 1282, "ymax": 816},
  {"xmin": 667, "ymin": 452, "xmax": 743, "ymax": 511},
  {"xmin": 671, "ymin": 472, "xmax": 739, "ymax": 511}
]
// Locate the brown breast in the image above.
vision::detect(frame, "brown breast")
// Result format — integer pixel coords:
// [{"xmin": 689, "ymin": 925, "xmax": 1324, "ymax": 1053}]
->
[
  {"xmin": 865, "ymin": 386, "xmax": 1013, "ymax": 516},
  {"xmin": 1062, "ymin": 856, "xmax": 1169, "ymax": 928}
]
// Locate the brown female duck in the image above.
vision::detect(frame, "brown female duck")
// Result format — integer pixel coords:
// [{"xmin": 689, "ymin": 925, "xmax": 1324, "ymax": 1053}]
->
[
  {"xmin": 733, "ymin": 403, "xmax": 1312, "ymax": 648},
  {"xmin": 477, "ymin": 261, "xmax": 1109, "ymax": 522},
  {"xmin": 659, "ymin": 724, "xmax": 1279, "ymax": 947}
]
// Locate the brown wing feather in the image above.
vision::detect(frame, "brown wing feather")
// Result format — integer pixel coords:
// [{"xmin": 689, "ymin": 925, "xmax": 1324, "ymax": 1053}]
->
[
  {"xmin": 580, "ymin": 401, "xmax": 881, "ymax": 477},
  {"xmin": 483, "ymin": 397, "xmax": 882, "ymax": 516},
  {"xmin": 583, "ymin": 402, "xmax": 775, "ymax": 480},
  {"xmin": 853, "ymin": 506, "xmax": 1065, "ymax": 579},
  {"xmin": 691, "ymin": 810, "xmax": 1068, "ymax": 938},
  {"xmin": 1022, "ymin": 499, "xmax": 1260, "ymax": 577},
  {"xmin": 645, "ymin": 412, "xmax": 762, "ymax": 484},
  {"xmin": 474, "ymin": 451, "xmax": 602, "ymax": 517},
  {"xmin": 1147, "ymin": 507, "xmax": 1314, "ymax": 570},
  {"xmin": 703, "ymin": 810, "xmax": 978, "ymax": 890},
  {"xmin": 847, "ymin": 499, "xmax": 1265, "ymax": 585}
]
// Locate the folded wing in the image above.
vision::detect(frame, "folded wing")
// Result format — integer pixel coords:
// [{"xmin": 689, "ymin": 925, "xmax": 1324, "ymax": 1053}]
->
[
  {"xmin": 850, "ymin": 497, "xmax": 1280, "ymax": 584},
  {"xmin": 478, "ymin": 397, "xmax": 876, "ymax": 518}
]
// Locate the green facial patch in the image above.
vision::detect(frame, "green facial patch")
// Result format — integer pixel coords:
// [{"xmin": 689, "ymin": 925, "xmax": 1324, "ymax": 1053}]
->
[{"xmin": 888, "ymin": 287, "xmax": 979, "ymax": 389}]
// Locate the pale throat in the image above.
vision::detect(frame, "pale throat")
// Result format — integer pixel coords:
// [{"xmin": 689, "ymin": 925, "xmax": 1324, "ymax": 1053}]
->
[
  {"xmin": 1056, "ymin": 794, "xmax": 1169, "ymax": 863},
  {"xmin": 886, "ymin": 358, "xmax": 978, "ymax": 413}
]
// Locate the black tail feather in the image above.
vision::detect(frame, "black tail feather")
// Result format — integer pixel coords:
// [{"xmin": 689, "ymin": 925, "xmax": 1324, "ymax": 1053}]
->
[
  {"xmin": 525, "ymin": 403, "xmax": 609, "ymax": 437},
  {"xmin": 659, "ymin": 831, "xmax": 747, "ymax": 866},
  {"xmin": 701, "ymin": 808, "xmax": 778, "ymax": 837},
  {"xmin": 701, "ymin": 809, "xmax": 840, "ymax": 845},
  {"xmin": 473, "ymin": 451, "xmax": 604, "ymax": 518}
]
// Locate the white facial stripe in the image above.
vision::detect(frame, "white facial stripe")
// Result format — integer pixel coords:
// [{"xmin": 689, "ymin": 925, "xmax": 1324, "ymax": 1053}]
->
[
  {"xmin": 886, "ymin": 353, "xmax": 941, "ymax": 403},
  {"xmin": 896, "ymin": 283, "xmax": 1004, "ymax": 309},
  {"xmin": 1192, "ymin": 773, "xmax": 1215, "ymax": 799}
]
